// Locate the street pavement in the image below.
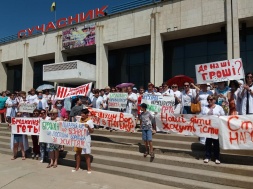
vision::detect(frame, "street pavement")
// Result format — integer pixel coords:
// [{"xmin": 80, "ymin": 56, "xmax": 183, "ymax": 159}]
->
[{"xmin": 0, "ymin": 154, "xmax": 177, "ymax": 189}]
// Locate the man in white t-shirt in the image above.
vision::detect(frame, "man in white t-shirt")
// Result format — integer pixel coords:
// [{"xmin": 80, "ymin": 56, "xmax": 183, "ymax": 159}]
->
[
  {"xmin": 26, "ymin": 88, "xmax": 37, "ymax": 104},
  {"xmin": 126, "ymin": 86, "xmax": 137, "ymax": 115}
]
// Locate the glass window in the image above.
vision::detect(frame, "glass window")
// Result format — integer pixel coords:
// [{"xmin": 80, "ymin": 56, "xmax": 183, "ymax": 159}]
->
[
  {"xmin": 7, "ymin": 65, "xmax": 22, "ymax": 92},
  {"xmin": 164, "ymin": 32, "xmax": 227, "ymax": 81},
  {"xmin": 109, "ymin": 45, "xmax": 150, "ymax": 89}
]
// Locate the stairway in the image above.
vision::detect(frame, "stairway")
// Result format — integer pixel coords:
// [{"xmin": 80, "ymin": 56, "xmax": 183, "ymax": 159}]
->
[{"xmin": 0, "ymin": 123, "xmax": 253, "ymax": 189}]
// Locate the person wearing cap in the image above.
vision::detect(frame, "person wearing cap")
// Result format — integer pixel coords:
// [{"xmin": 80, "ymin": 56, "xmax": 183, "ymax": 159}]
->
[
  {"xmin": 72, "ymin": 108, "xmax": 94, "ymax": 173},
  {"xmin": 146, "ymin": 83, "xmax": 160, "ymax": 95},
  {"xmin": 133, "ymin": 87, "xmax": 138, "ymax": 94},
  {"xmin": 26, "ymin": 88, "xmax": 37, "ymax": 104},
  {"xmin": 140, "ymin": 103, "xmax": 155, "ymax": 158}
]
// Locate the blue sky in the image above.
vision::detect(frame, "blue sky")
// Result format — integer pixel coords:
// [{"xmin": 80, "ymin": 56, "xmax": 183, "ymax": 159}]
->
[{"xmin": 0, "ymin": 0, "xmax": 130, "ymax": 38}]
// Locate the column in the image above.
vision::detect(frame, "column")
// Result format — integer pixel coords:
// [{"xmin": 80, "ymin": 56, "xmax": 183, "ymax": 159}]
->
[
  {"xmin": 232, "ymin": 0, "xmax": 240, "ymax": 59},
  {"xmin": 96, "ymin": 24, "xmax": 109, "ymax": 89},
  {"xmin": 22, "ymin": 42, "xmax": 34, "ymax": 92},
  {"xmin": 226, "ymin": 0, "xmax": 233, "ymax": 60},
  {"xmin": 55, "ymin": 33, "xmax": 67, "ymax": 63},
  {"xmin": 150, "ymin": 11, "xmax": 164, "ymax": 86},
  {"xmin": 0, "ymin": 50, "xmax": 7, "ymax": 91}
]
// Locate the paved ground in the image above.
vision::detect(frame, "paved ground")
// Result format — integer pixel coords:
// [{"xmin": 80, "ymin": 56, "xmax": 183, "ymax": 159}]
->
[{"xmin": 0, "ymin": 154, "xmax": 177, "ymax": 189}]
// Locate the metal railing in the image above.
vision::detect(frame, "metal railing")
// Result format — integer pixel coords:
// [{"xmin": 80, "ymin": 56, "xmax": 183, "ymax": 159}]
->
[{"xmin": 0, "ymin": 0, "xmax": 161, "ymax": 45}]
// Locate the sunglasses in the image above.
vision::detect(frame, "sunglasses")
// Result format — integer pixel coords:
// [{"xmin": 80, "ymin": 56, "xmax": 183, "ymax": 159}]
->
[
  {"xmin": 172, "ymin": 86, "xmax": 178, "ymax": 88},
  {"xmin": 246, "ymin": 76, "xmax": 253, "ymax": 78},
  {"xmin": 33, "ymin": 112, "xmax": 39, "ymax": 114},
  {"xmin": 184, "ymin": 85, "xmax": 189, "ymax": 87},
  {"xmin": 41, "ymin": 112, "xmax": 46, "ymax": 114},
  {"xmin": 207, "ymin": 98, "xmax": 213, "ymax": 101}
]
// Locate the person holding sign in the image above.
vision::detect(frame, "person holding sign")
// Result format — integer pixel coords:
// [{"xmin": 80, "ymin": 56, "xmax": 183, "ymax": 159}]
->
[
  {"xmin": 126, "ymin": 86, "xmax": 138, "ymax": 116},
  {"xmin": 72, "ymin": 109, "xmax": 94, "ymax": 173},
  {"xmin": 9, "ymin": 112, "xmax": 26, "ymax": 160},
  {"xmin": 201, "ymin": 95, "xmax": 225, "ymax": 164},
  {"xmin": 47, "ymin": 108, "xmax": 62, "ymax": 168},
  {"xmin": 140, "ymin": 103, "xmax": 155, "ymax": 158}
]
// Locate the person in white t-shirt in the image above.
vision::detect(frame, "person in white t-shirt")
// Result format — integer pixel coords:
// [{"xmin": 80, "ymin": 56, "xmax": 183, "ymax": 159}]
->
[
  {"xmin": 34, "ymin": 91, "xmax": 49, "ymax": 111},
  {"xmin": 171, "ymin": 84, "xmax": 182, "ymax": 114},
  {"xmin": 162, "ymin": 82, "xmax": 174, "ymax": 96},
  {"xmin": 103, "ymin": 86, "xmax": 110, "ymax": 110},
  {"xmin": 197, "ymin": 84, "xmax": 213, "ymax": 108},
  {"xmin": 126, "ymin": 86, "xmax": 138, "ymax": 116},
  {"xmin": 200, "ymin": 95, "xmax": 225, "ymax": 164},
  {"xmin": 26, "ymin": 88, "xmax": 37, "ymax": 104},
  {"xmin": 181, "ymin": 82, "xmax": 197, "ymax": 114},
  {"xmin": 239, "ymin": 73, "xmax": 253, "ymax": 115}
]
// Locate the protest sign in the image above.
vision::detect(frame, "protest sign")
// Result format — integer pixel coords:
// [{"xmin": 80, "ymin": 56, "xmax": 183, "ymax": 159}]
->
[
  {"xmin": 88, "ymin": 108, "xmax": 136, "ymax": 132},
  {"xmin": 19, "ymin": 103, "xmax": 36, "ymax": 113},
  {"xmin": 195, "ymin": 58, "xmax": 244, "ymax": 84},
  {"xmin": 56, "ymin": 82, "xmax": 92, "ymax": 99},
  {"xmin": 141, "ymin": 94, "xmax": 175, "ymax": 113},
  {"xmin": 155, "ymin": 110, "xmax": 220, "ymax": 139},
  {"xmin": 108, "ymin": 93, "xmax": 128, "ymax": 109},
  {"xmin": 39, "ymin": 121, "xmax": 88, "ymax": 148},
  {"xmin": 11, "ymin": 117, "xmax": 40, "ymax": 135},
  {"xmin": 219, "ymin": 115, "xmax": 253, "ymax": 149}
]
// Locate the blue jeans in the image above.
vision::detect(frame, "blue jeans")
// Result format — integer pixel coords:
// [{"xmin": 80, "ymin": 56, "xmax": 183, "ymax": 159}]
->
[
  {"xmin": 142, "ymin": 130, "xmax": 152, "ymax": 141},
  {"xmin": 183, "ymin": 106, "xmax": 192, "ymax": 114},
  {"xmin": 40, "ymin": 143, "xmax": 47, "ymax": 161}
]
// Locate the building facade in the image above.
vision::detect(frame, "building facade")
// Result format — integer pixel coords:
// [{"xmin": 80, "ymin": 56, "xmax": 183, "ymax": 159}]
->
[{"xmin": 0, "ymin": 0, "xmax": 253, "ymax": 92}]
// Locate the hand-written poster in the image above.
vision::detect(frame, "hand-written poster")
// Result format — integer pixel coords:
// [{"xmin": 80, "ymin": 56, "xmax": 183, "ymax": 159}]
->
[
  {"xmin": 108, "ymin": 93, "xmax": 128, "ymax": 109},
  {"xmin": 11, "ymin": 117, "xmax": 40, "ymax": 135},
  {"xmin": 141, "ymin": 94, "xmax": 175, "ymax": 113},
  {"xmin": 39, "ymin": 121, "xmax": 88, "ymax": 148},
  {"xmin": 19, "ymin": 103, "xmax": 36, "ymax": 113},
  {"xmin": 195, "ymin": 58, "xmax": 244, "ymax": 84},
  {"xmin": 87, "ymin": 108, "xmax": 136, "ymax": 132},
  {"xmin": 219, "ymin": 115, "xmax": 253, "ymax": 149},
  {"xmin": 56, "ymin": 82, "xmax": 92, "ymax": 99},
  {"xmin": 155, "ymin": 108, "xmax": 220, "ymax": 139}
]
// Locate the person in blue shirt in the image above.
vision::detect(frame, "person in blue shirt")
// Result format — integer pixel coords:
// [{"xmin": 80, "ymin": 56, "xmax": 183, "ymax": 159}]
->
[{"xmin": 0, "ymin": 91, "xmax": 8, "ymax": 123}]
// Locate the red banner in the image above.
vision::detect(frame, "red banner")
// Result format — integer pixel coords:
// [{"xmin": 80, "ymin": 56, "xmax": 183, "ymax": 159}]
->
[{"xmin": 56, "ymin": 83, "xmax": 92, "ymax": 99}]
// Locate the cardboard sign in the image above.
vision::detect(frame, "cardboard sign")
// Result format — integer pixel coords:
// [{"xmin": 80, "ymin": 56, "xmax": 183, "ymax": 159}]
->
[
  {"xmin": 19, "ymin": 103, "xmax": 36, "ymax": 113},
  {"xmin": 108, "ymin": 93, "xmax": 128, "ymax": 109},
  {"xmin": 56, "ymin": 82, "xmax": 92, "ymax": 99},
  {"xmin": 39, "ymin": 121, "xmax": 88, "ymax": 148},
  {"xmin": 195, "ymin": 58, "xmax": 244, "ymax": 84},
  {"xmin": 141, "ymin": 94, "xmax": 175, "ymax": 113},
  {"xmin": 11, "ymin": 117, "xmax": 40, "ymax": 135},
  {"xmin": 88, "ymin": 108, "xmax": 136, "ymax": 132},
  {"xmin": 219, "ymin": 115, "xmax": 253, "ymax": 149}
]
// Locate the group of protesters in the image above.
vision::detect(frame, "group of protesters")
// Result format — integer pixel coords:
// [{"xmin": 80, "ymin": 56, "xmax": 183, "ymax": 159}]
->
[{"xmin": 0, "ymin": 72, "xmax": 252, "ymax": 169}]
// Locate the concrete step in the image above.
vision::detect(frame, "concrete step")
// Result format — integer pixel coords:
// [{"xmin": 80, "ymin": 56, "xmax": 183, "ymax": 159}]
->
[
  {"xmin": 1, "ymin": 136, "xmax": 253, "ymax": 165},
  {"xmin": 60, "ymin": 158, "xmax": 244, "ymax": 189},
  {"xmin": 1, "ymin": 144, "xmax": 251, "ymax": 188}
]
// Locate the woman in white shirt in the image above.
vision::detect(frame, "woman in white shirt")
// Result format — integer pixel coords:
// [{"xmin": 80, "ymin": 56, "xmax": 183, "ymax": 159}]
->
[
  {"xmin": 5, "ymin": 93, "xmax": 17, "ymax": 121},
  {"xmin": 26, "ymin": 88, "xmax": 37, "ymax": 104},
  {"xmin": 181, "ymin": 82, "xmax": 196, "ymax": 114},
  {"xmin": 201, "ymin": 95, "xmax": 225, "ymax": 164},
  {"xmin": 126, "ymin": 86, "xmax": 137, "ymax": 116}
]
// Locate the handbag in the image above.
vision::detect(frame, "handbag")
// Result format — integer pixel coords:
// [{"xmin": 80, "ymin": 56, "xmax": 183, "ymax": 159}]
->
[{"xmin": 191, "ymin": 101, "xmax": 201, "ymax": 113}]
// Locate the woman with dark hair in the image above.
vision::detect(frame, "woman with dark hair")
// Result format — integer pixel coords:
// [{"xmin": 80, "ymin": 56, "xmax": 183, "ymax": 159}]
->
[
  {"xmin": 239, "ymin": 72, "xmax": 253, "ymax": 115},
  {"xmin": 181, "ymin": 82, "xmax": 197, "ymax": 114},
  {"xmin": 201, "ymin": 95, "xmax": 225, "ymax": 164},
  {"xmin": 228, "ymin": 80, "xmax": 240, "ymax": 115}
]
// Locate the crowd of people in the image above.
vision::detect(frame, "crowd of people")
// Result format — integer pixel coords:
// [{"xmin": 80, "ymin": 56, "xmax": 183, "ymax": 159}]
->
[{"xmin": 0, "ymin": 72, "xmax": 252, "ymax": 169}]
